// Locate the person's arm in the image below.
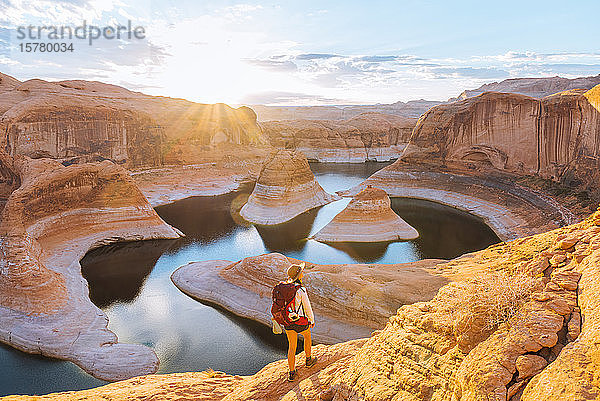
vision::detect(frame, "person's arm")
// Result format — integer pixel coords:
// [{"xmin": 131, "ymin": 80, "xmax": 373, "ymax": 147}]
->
[{"xmin": 300, "ymin": 287, "xmax": 315, "ymax": 325}]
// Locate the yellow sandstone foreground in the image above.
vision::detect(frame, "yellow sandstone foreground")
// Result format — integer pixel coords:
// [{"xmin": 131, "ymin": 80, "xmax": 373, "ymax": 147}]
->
[{"xmin": 8, "ymin": 206, "xmax": 600, "ymax": 400}]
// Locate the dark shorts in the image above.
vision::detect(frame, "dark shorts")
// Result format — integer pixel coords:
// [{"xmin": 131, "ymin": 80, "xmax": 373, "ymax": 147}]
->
[{"xmin": 285, "ymin": 322, "xmax": 310, "ymax": 333}]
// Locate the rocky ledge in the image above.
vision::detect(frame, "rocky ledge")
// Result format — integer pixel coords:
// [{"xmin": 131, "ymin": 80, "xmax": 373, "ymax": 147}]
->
[
  {"xmin": 312, "ymin": 186, "xmax": 418, "ymax": 243},
  {"xmin": 171, "ymin": 252, "xmax": 448, "ymax": 344},
  {"xmin": 20, "ymin": 206, "xmax": 600, "ymax": 401},
  {"xmin": 240, "ymin": 150, "xmax": 340, "ymax": 225},
  {"xmin": 0, "ymin": 154, "xmax": 182, "ymax": 382}
]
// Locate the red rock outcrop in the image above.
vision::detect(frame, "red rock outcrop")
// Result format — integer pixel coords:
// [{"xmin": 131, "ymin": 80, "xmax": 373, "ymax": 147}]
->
[
  {"xmin": 312, "ymin": 186, "xmax": 418, "ymax": 242},
  {"xmin": 0, "ymin": 155, "xmax": 182, "ymax": 381},
  {"xmin": 172, "ymin": 253, "xmax": 447, "ymax": 344},
  {"xmin": 0, "ymin": 74, "xmax": 266, "ymax": 167},
  {"xmin": 261, "ymin": 113, "xmax": 416, "ymax": 162},
  {"xmin": 239, "ymin": 150, "xmax": 340, "ymax": 224},
  {"xmin": 408, "ymin": 86, "xmax": 600, "ymax": 192}
]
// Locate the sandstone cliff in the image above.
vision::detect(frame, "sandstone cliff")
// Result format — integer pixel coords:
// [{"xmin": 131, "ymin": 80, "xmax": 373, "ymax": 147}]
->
[
  {"xmin": 0, "ymin": 73, "xmax": 265, "ymax": 167},
  {"xmin": 407, "ymin": 86, "xmax": 600, "ymax": 200},
  {"xmin": 0, "ymin": 154, "xmax": 182, "ymax": 381},
  {"xmin": 16, "ymin": 207, "xmax": 600, "ymax": 401},
  {"xmin": 239, "ymin": 150, "xmax": 340, "ymax": 224},
  {"xmin": 312, "ymin": 186, "xmax": 419, "ymax": 242},
  {"xmin": 454, "ymin": 74, "xmax": 600, "ymax": 100},
  {"xmin": 261, "ymin": 113, "xmax": 416, "ymax": 162}
]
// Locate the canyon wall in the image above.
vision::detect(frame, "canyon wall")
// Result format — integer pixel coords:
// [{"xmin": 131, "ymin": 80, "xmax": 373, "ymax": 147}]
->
[
  {"xmin": 261, "ymin": 112, "xmax": 416, "ymax": 162},
  {"xmin": 0, "ymin": 154, "xmax": 182, "ymax": 381},
  {"xmin": 408, "ymin": 86, "xmax": 600, "ymax": 194},
  {"xmin": 0, "ymin": 75, "xmax": 265, "ymax": 168}
]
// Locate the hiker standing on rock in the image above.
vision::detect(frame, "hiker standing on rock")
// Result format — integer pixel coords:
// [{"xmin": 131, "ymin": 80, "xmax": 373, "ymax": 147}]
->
[{"xmin": 270, "ymin": 262, "xmax": 318, "ymax": 382}]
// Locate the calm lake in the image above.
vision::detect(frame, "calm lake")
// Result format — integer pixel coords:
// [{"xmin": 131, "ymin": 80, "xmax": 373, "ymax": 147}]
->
[{"xmin": 0, "ymin": 162, "xmax": 499, "ymax": 396}]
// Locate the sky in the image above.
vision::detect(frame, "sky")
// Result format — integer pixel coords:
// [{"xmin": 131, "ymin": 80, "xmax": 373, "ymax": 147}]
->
[{"xmin": 0, "ymin": 0, "xmax": 599, "ymax": 105}]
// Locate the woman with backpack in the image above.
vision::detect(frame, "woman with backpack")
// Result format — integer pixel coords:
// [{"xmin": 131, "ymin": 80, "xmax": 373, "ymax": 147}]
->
[{"xmin": 283, "ymin": 262, "xmax": 317, "ymax": 382}]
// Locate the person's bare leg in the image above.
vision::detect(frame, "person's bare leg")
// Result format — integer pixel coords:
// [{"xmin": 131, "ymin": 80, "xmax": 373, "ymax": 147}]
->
[
  {"xmin": 301, "ymin": 328, "xmax": 312, "ymax": 359},
  {"xmin": 286, "ymin": 329, "xmax": 298, "ymax": 371}
]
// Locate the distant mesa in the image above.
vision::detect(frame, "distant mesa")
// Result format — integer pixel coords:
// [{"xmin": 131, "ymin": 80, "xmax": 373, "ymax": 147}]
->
[
  {"xmin": 239, "ymin": 149, "xmax": 340, "ymax": 225},
  {"xmin": 452, "ymin": 74, "xmax": 600, "ymax": 100},
  {"xmin": 312, "ymin": 186, "xmax": 419, "ymax": 243}
]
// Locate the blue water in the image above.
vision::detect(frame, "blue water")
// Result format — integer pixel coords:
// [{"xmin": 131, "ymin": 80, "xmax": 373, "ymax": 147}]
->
[{"xmin": 0, "ymin": 162, "xmax": 499, "ymax": 396}]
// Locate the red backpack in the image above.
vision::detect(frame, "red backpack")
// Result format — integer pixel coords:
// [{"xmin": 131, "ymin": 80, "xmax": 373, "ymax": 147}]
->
[{"xmin": 271, "ymin": 282, "xmax": 309, "ymax": 327}]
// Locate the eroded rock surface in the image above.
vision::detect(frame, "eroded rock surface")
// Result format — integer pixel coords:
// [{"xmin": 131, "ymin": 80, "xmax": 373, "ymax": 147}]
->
[
  {"xmin": 344, "ymin": 161, "xmax": 576, "ymax": 241},
  {"xmin": 0, "ymin": 155, "xmax": 182, "ymax": 381},
  {"xmin": 312, "ymin": 186, "xmax": 418, "ymax": 242},
  {"xmin": 171, "ymin": 253, "xmax": 448, "ymax": 344},
  {"xmin": 408, "ymin": 87, "xmax": 600, "ymax": 198},
  {"xmin": 22, "ymin": 208, "xmax": 600, "ymax": 401},
  {"xmin": 240, "ymin": 150, "xmax": 340, "ymax": 225},
  {"xmin": 0, "ymin": 74, "xmax": 266, "ymax": 167},
  {"xmin": 261, "ymin": 113, "xmax": 416, "ymax": 162}
]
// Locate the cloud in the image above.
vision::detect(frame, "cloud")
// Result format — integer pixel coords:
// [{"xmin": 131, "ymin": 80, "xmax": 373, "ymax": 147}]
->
[
  {"xmin": 245, "ymin": 58, "xmax": 297, "ymax": 72},
  {"xmin": 296, "ymin": 53, "xmax": 339, "ymax": 60},
  {"xmin": 242, "ymin": 90, "xmax": 348, "ymax": 105},
  {"xmin": 423, "ymin": 66, "xmax": 510, "ymax": 80}
]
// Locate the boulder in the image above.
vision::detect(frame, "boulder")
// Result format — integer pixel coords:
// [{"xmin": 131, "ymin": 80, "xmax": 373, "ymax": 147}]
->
[
  {"xmin": 239, "ymin": 150, "xmax": 340, "ymax": 225},
  {"xmin": 312, "ymin": 186, "xmax": 418, "ymax": 242},
  {"xmin": 516, "ymin": 355, "xmax": 548, "ymax": 380}
]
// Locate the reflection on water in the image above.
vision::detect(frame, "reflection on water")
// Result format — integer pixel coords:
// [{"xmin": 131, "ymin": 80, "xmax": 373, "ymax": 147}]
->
[
  {"xmin": 82, "ymin": 241, "xmax": 174, "ymax": 308},
  {"xmin": 0, "ymin": 162, "xmax": 500, "ymax": 396},
  {"xmin": 326, "ymin": 242, "xmax": 392, "ymax": 263}
]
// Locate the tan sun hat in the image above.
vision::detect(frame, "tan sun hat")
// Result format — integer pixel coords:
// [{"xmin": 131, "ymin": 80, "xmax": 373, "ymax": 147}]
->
[{"xmin": 287, "ymin": 262, "xmax": 306, "ymax": 281}]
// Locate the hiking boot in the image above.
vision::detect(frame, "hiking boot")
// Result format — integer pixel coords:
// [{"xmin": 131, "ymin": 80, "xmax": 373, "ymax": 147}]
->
[
  {"xmin": 306, "ymin": 356, "xmax": 317, "ymax": 368},
  {"xmin": 288, "ymin": 370, "xmax": 297, "ymax": 382}
]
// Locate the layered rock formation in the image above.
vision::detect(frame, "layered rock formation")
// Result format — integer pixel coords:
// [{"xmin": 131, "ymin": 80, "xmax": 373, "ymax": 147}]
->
[
  {"xmin": 0, "ymin": 73, "xmax": 265, "ymax": 167},
  {"xmin": 239, "ymin": 150, "xmax": 340, "ymax": 225},
  {"xmin": 171, "ymin": 253, "xmax": 447, "ymax": 344},
  {"xmin": 343, "ymin": 161, "xmax": 575, "ymax": 241},
  {"xmin": 251, "ymin": 99, "xmax": 441, "ymax": 121},
  {"xmin": 312, "ymin": 186, "xmax": 419, "ymax": 242},
  {"xmin": 261, "ymin": 113, "xmax": 416, "ymax": 162},
  {"xmin": 454, "ymin": 74, "xmax": 600, "ymax": 100},
  {"xmin": 0, "ymin": 154, "xmax": 182, "ymax": 381},
  {"xmin": 408, "ymin": 87, "xmax": 600, "ymax": 188},
  {"xmin": 21, "ymin": 207, "xmax": 600, "ymax": 401}
]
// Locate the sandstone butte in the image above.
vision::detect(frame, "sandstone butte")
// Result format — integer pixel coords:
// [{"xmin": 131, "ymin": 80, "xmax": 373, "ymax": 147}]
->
[
  {"xmin": 171, "ymin": 253, "xmax": 447, "ymax": 344},
  {"xmin": 10, "ymin": 207, "xmax": 600, "ymax": 401},
  {"xmin": 311, "ymin": 186, "xmax": 419, "ymax": 243},
  {"xmin": 260, "ymin": 112, "xmax": 417, "ymax": 162},
  {"xmin": 0, "ymin": 72, "xmax": 266, "ymax": 168},
  {"xmin": 0, "ymin": 151, "xmax": 182, "ymax": 382},
  {"xmin": 239, "ymin": 149, "xmax": 340, "ymax": 225}
]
